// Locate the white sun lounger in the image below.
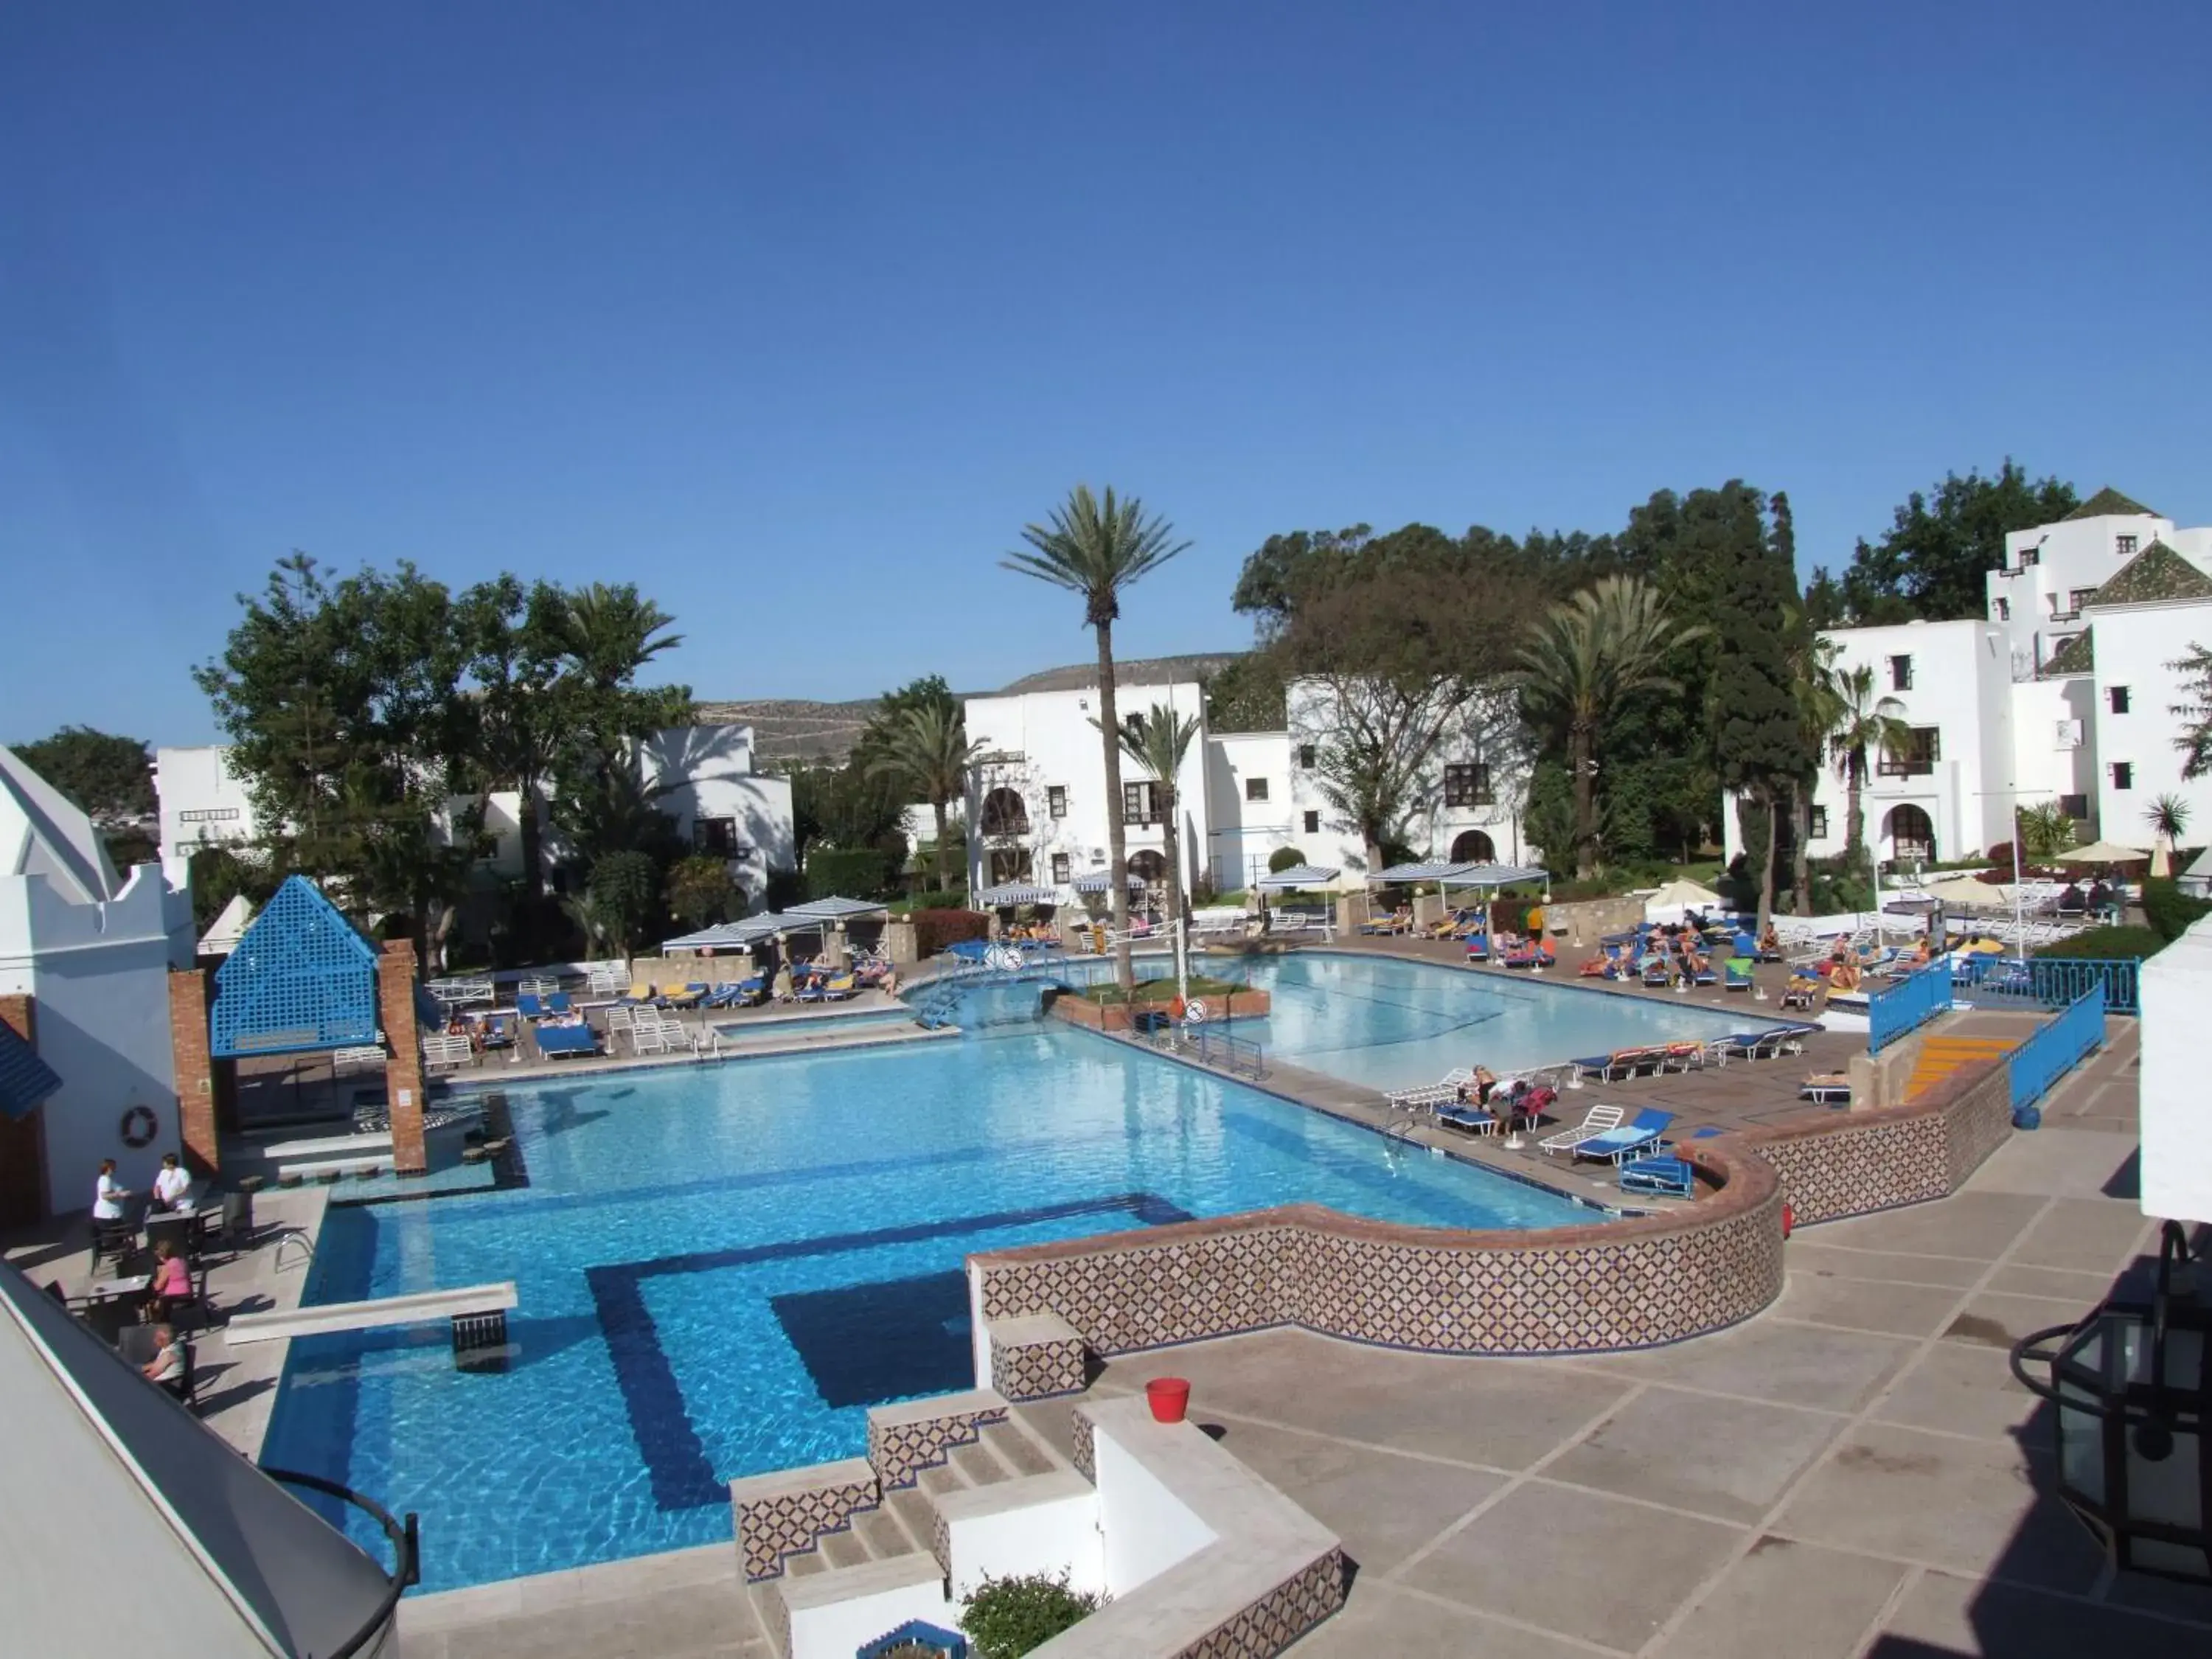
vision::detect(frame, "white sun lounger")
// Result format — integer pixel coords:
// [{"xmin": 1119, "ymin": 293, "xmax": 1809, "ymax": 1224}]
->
[{"xmin": 1538, "ymin": 1104, "xmax": 1624, "ymax": 1156}]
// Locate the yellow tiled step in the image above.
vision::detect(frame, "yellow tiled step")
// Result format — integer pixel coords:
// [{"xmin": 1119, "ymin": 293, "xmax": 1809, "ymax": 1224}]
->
[{"xmin": 1904, "ymin": 1035, "xmax": 2013, "ymax": 1102}]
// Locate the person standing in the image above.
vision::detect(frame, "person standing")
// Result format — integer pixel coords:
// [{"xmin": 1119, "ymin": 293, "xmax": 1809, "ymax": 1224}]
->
[
  {"xmin": 150, "ymin": 1153, "xmax": 192, "ymax": 1213},
  {"xmin": 93, "ymin": 1158, "xmax": 131, "ymax": 1221}
]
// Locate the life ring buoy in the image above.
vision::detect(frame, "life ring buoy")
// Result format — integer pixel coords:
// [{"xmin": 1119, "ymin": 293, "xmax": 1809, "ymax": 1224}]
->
[{"xmin": 119, "ymin": 1105, "xmax": 159, "ymax": 1149}]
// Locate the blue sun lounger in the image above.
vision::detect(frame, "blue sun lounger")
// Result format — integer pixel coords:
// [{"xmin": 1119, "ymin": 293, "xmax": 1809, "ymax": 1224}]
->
[
  {"xmin": 546, "ymin": 992, "xmax": 573, "ymax": 1016},
  {"xmin": 535, "ymin": 1023, "xmax": 599, "ymax": 1059},
  {"xmin": 1434, "ymin": 1101, "xmax": 1497, "ymax": 1135},
  {"xmin": 515, "ymin": 993, "xmax": 546, "ymax": 1019},
  {"xmin": 1620, "ymin": 1155, "xmax": 1695, "ymax": 1197},
  {"xmin": 1571, "ymin": 1107, "xmax": 1674, "ymax": 1165}
]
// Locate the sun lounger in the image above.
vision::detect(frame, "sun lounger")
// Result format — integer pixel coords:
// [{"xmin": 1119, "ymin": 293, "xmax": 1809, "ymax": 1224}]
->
[
  {"xmin": 1572, "ymin": 1107, "xmax": 1674, "ymax": 1165},
  {"xmin": 1385, "ymin": 1068, "xmax": 1474, "ymax": 1110},
  {"xmin": 1464, "ymin": 935, "xmax": 1490, "ymax": 961},
  {"xmin": 515, "ymin": 993, "xmax": 546, "ymax": 1019},
  {"xmin": 1619, "ymin": 1155, "xmax": 1696, "ymax": 1198},
  {"xmin": 1722, "ymin": 959, "xmax": 1753, "ymax": 992},
  {"xmin": 1500, "ymin": 942, "xmax": 1553, "ymax": 970},
  {"xmin": 1539, "ymin": 1104, "xmax": 1625, "ymax": 1155},
  {"xmin": 420, "ymin": 1033, "xmax": 474, "ymax": 1073},
  {"xmin": 619, "ymin": 981, "xmax": 659, "ymax": 1006},
  {"xmin": 546, "ymin": 992, "xmax": 573, "ymax": 1015},
  {"xmin": 1722, "ymin": 1029, "xmax": 1800, "ymax": 1060},
  {"xmin": 535, "ymin": 1023, "xmax": 599, "ymax": 1059},
  {"xmin": 661, "ymin": 983, "xmax": 708, "ymax": 1009},
  {"xmin": 1571, "ymin": 1048, "xmax": 1663, "ymax": 1084},
  {"xmin": 799, "ymin": 973, "xmax": 858, "ymax": 1003},
  {"xmin": 1434, "ymin": 1102, "xmax": 1497, "ymax": 1135},
  {"xmin": 1801, "ymin": 1074, "xmax": 1852, "ymax": 1105}
]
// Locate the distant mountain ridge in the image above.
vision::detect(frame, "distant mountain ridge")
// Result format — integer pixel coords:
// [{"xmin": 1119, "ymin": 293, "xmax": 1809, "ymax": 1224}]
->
[{"xmin": 699, "ymin": 652, "xmax": 1247, "ymax": 764}]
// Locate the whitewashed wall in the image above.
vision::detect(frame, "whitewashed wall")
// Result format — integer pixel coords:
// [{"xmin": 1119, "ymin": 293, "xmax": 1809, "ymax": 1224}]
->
[
  {"xmin": 2086, "ymin": 599, "xmax": 2212, "ymax": 844},
  {"xmin": 1093, "ymin": 1422, "xmax": 1220, "ymax": 1596},
  {"xmin": 2140, "ymin": 911, "xmax": 2212, "ymax": 1225},
  {"xmin": 152, "ymin": 746, "xmax": 260, "ymax": 887}
]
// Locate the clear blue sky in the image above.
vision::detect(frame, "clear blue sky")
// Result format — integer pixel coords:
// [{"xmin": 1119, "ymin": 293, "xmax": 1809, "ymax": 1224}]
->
[{"xmin": 4, "ymin": 2, "xmax": 2207, "ymax": 745}]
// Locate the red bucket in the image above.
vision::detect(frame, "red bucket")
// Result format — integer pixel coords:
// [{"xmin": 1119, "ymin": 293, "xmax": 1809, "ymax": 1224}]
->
[{"xmin": 1145, "ymin": 1377, "xmax": 1192, "ymax": 1424}]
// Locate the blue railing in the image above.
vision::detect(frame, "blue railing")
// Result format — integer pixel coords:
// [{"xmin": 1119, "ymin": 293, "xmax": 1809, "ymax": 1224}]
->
[
  {"xmin": 1953, "ymin": 955, "xmax": 2140, "ymax": 1016},
  {"xmin": 1868, "ymin": 959, "xmax": 1954, "ymax": 1055},
  {"xmin": 2006, "ymin": 984, "xmax": 2107, "ymax": 1116}
]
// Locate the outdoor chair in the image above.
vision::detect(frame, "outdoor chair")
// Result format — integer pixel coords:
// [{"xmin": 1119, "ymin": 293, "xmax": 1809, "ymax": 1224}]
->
[
  {"xmin": 515, "ymin": 993, "xmax": 546, "ymax": 1019},
  {"xmin": 90, "ymin": 1215, "xmax": 139, "ymax": 1276},
  {"xmin": 1619, "ymin": 1155, "xmax": 1696, "ymax": 1199},
  {"xmin": 1801, "ymin": 1074, "xmax": 1852, "ymax": 1105},
  {"xmin": 1572, "ymin": 1107, "xmax": 1674, "ymax": 1165},
  {"xmin": 1539, "ymin": 1104, "xmax": 1625, "ymax": 1155},
  {"xmin": 1433, "ymin": 1101, "xmax": 1497, "ymax": 1135}
]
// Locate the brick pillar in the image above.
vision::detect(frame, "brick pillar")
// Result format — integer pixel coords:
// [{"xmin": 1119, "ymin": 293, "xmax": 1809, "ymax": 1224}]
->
[
  {"xmin": 167, "ymin": 967, "xmax": 222, "ymax": 1176},
  {"xmin": 0, "ymin": 995, "xmax": 49, "ymax": 1228},
  {"xmin": 379, "ymin": 940, "xmax": 429, "ymax": 1175}
]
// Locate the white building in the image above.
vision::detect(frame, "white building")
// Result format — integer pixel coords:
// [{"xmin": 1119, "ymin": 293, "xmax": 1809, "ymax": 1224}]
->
[
  {"xmin": 963, "ymin": 674, "xmax": 1532, "ymax": 900},
  {"xmin": 1724, "ymin": 492, "xmax": 2212, "ymax": 871},
  {"xmin": 1, "ymin": 748, "xmax": 195, "ymax": 1222},
  {"xmin": 156, "ymin": 724, "xmax": 796, "ymax": 910}
]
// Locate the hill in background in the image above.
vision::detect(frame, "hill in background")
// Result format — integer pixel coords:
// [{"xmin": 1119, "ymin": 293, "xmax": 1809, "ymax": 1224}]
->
[{"xmin": 699, "ymin": 652, "xmax": 1245, "ymax": 765}]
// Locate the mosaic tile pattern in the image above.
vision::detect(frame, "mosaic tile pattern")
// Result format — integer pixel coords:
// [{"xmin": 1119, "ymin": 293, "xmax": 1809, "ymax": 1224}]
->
[
  {"xmin": 868, "ymin": 1401, "xmax": 1009, "ymax": 1490},
  {"xmin": 977, "ymin": 1177, "xmax": 1786, "ymax": 1361},
  {"xmin": 1943, "ymin": 1063, "xmax": 2015, "ymax": 1189},
  {"xmin": 732, "ymin": 1468, "xmax": 877, "ymax": 1582},
  {"xmin": 931, "ymin": 1502, "xmax": 953, "ymax": 1579},
  {"xmin": 1070, "ymin": 1406, "xmax": 1096, "ymax": 1483},
  {"xmin": 1175, "ymin": 1548, "xmax": 1349, "ymax": 1659},
  {"xmin": 988, "ymin": 1320, "xmax": 1089, "ymax": 1402},
  {"xmin": 1759, "ymin": 1111, "xmax": 1949, "ymax": 1225}
]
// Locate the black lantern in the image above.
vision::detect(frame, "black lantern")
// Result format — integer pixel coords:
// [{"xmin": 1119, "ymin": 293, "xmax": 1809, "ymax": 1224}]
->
[{"xmin": 2013, "ymin": 1222, "xmax": 2212, "ymax": 1582}]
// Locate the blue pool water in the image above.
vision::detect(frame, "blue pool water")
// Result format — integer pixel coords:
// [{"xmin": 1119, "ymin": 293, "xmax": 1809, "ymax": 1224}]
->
[
  {"xmin": 262, "ymin": 1007, "xmax": 1587, "ymax": 1590},
  {"xmin": 1236, "ymin": 951, "xmax": 1749, "ymax": 1091}
]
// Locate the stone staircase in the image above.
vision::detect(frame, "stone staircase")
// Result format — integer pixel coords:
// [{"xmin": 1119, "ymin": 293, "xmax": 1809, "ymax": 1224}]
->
[
  {"xmin": 737, "ymin": 1392, "xmax": 1074, "ymax": 1656},
  {"xmin": 1903, "ymin": 1034, "xmax": 2013, "ymax": 1103}
]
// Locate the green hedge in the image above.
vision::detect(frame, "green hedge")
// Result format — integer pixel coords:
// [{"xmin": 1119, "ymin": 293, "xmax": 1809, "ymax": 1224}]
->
[
  {"xmin": 805, "ymin": 845, "xmax": 897, "ymax": 901},
  {"xmin": 911, "ymin": 907, "xmax": 989, "ymax": 957},
  {"xmin": 2034, "ymin": 925, "xmax": 2166, "ymax": 961},
  {"xmin": 2142, "ymin": 878, "xmax": 2212, "ymax": 943}
]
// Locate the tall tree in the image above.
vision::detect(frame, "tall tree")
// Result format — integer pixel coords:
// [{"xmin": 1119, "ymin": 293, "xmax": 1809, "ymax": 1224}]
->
[
  {"xmin": 458, "ymin": 576, "xmax": 571, "ymax": 901},
  {"xmin": 1004, "ymin": 486, "xmax": 1189, "ymax": 990},
  {"xmin": 864, "ymin": 700, "xmax": 985, "ymax": 890},
  {"xmin": 10, "ymin": 726, "xmax": 155, "ymax": 824},
  {"xmin": 1099, "ymin": 702, "xmax": 1203, "ymax": 931},
  {"xmin": 1822, "ymin": 462, "xmax": 2077, "ymax": 624},
  {"xmin": 2173, "ymin": 644, "xmax": 2212, "ymax": 780},
  {"xmin": 1708, "ymin": 487, "xmax": 1813, "ymax": 933},
  {"xmin": 1514, "ymin": 576, "xmax": 1708, "ymax": 879},
  {"xmin": 1824, "ymin": 663, "xmax": 1913, "ymax": 878}
]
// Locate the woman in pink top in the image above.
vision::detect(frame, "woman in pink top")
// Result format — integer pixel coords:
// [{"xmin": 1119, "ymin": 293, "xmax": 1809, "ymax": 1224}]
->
[{"xmin": 144, "ymin": 1241, "xmax": 192, "ymax": 1321}]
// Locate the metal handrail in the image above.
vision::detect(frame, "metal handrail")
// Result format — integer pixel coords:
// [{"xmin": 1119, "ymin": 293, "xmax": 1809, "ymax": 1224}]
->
[{"xmin": 258, "ymin": 1467, "xmax": 420, "ymax": 1659}]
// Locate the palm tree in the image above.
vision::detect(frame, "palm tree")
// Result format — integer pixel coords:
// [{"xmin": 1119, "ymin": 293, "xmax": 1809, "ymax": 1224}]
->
[
  {"xmin": 1514, "ymin": 576, "xmax": 1708, "ymax": 880},
  {"xmin": 1097, "ymin": 702, "xmax": 1204, "ymax": 939},
  {"xmin": 866, "ymin": 702, "xmax": 985, "ymax": 891},
  {"xmin": 2146, "ymin": 793, "xmax": 2191, "ymax": 872},
  {"xmin": 557, "ymin": 583, "xmax": 684, "ymax": 691},
  {"xmin": 1004, "ymin": 486, "xmax": 1189, "ymax": 989},
  {"xmin": 1824, "ymin": 662, "xmax": 1913, "ymax": 875}
]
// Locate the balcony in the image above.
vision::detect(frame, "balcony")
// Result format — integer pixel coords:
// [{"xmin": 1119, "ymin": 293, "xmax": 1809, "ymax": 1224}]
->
[{"xmin": 1875, "ymin": 758, "xmax": 1935, "ymax": 779}]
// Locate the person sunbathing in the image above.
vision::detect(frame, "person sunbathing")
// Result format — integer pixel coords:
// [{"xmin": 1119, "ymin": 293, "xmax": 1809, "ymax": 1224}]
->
[
  {"xmin": 1758, "ymin": 925, "xmax": 1781, "ymax": 957},
  {"xmin": 1829, "ymin": 959, "xmax": 1862, "ymax": 992}
]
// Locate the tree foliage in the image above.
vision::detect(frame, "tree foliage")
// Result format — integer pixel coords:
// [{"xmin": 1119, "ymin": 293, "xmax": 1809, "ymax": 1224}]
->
[
  {"xmin": 863, "ymin": 689, "xmax": 983, "ymax": 890},
  {"xmin": 2172, "ymin": 644, "xmax": 2212, "ymax": 781},
  {"xmin": 11, "ymin": 726, "xmax": 156, "ymax": 824},
  {"xmin": 1818, "ymin": 461, "xmax": 2077, "ymax": 625}
]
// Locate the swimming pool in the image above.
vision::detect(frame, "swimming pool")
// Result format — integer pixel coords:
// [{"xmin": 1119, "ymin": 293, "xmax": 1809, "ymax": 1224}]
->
[
  {"xmin": 261, "ymin": 1015, "xmax": 1587, "ymax": 1590},
  {"xmin": 1232, "ymin": 951, "xmax": 1750, "ymax": 1091}
]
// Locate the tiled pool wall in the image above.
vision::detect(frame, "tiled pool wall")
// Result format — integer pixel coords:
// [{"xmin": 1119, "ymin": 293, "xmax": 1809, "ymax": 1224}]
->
[{"xmin": 971, "ymin": 1052, "xmax": 2020, "ymax": 1380}]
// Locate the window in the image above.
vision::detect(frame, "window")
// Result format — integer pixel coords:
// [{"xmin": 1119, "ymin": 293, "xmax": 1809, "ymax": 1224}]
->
[
  {"xmin": 1885, "ymin": 804, "xmax": 1935, "ymax": 863},
  {"xmin": 2059, "ymin": 793, "xmax": 2089, "ymax": 820},
  {"xmin": 1443, "ymin": 762, "xmax": 1494, "ymax": 807},
  {"xmin": 1809, "ymin": 806, "xmax": 1829, "ymax": 839},
  {"xmin": 1993, "ymin": 597, "xmax": 2010, "ymax": 622},
  {"xmin": 2110, "ymin": 686, "xmax": 2131, "ymax": 714},
  {"xmin": 2112, "ymin": 762, "xmax": 2135, "ymax": 791},
  {"xmin": 2070, "ymin": 588, "xmax": 2096, "ymax": 616},
  {"xmin": 1889, "ymin": 655, "xmax": 1913, "ymax": 691},
  {"xmin": 2021, "ymin": 543, "xmax": 2039, "ymax": 566},
  {"xmin": 988, "ymin": 847, "xmax": 1034, "ymax": 883},
  {"xmin": 1121, "ymin": 781, "xmax": 1159, "ymax": 824},
  {"xmin": 694, "ymin": 816, "xmax": 745, "ymax": 858},
  {"xmin": 178, "ymin": 807, "xmax": 240, "ymax": 824},
  {"xmin": 1297, "ymin": 744, "xmax": 1316, "ymax": 769},
  {"xmin": 2117, "ymin": 535, "xmax": 2139, "ymax": 557},
  {"xmin": 981, "ymin": 787, "xmax": 1029, "ymax": 837},
  {"xmin": 1046, "ymin": 785, "xmax": 1067, "ymax": 818},
  {"xmin": 1878, "ymin": 727, "xmax": 1941, "ymax": 777},
  {"xmin": 1051, "ymin": 852, "xmax": 1071, "ymax": 883},
  {"xmin": 1245, "ymin": 777, "xmax": 1270, "ymax": 802},
  {"xmin": 1303, "ymin": 810, "xmax": 1320, "ymax": 835}
]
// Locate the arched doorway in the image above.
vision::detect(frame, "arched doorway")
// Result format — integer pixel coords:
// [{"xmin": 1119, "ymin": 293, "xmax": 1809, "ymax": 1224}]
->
[
  {"xmin": 988, "ymin": 847, "xmax": 1034, "ymax": 885},
  {"xmin": 980, "ymin": 787, "xmax": 1029, "ymax": 838},
  {"xmin": 1127, "ymin": 849, "xmax": 1168, "ymax": 890},
  {"xmin": 1884, "ymin": 804, "xmax": 1935, "ymax": 864},
  {"xmin": 1450, "ymin": 830, "xmax": 1497, "ymax": 864}
]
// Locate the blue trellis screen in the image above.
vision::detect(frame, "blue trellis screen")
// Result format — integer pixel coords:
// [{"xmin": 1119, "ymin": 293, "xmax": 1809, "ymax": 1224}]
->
[{"xmin": 209, "ymin": 875, "xmax": 382, "ymax": 1057}]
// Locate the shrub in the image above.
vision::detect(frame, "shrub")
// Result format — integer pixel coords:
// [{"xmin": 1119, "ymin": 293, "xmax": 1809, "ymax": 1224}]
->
[
  {"xmin": 960, "ymin": 1571, "xmax": 1102, "ymax": 1659},
  {"xmin": 1267, "ymin": 846, "xmax": 1307, "ymax": 873},
  {"xmin": 2142, "ymin": 878, "xmax": 2212, "ymax": 942},
  {"xmin": 2034, "ymin": 925, "xmax": 2166, "ymax": 961},
  {"xmin": 667, "ymin": 854, "xmax": 740, "ymax": 930},
  {"xmin": 911, "ymin": 907, "xmax": 988, "ymax": 957},
  {"xmin": 762, "ymin": 866, "xmax": 804, "ymax": 911},
  {"xmin": 806, "ymin": 844, "xmax": 897, "ymax": 900},
  {"xmin": 905, "ymin": 887, "xmax": 969, "ymax": 911}
]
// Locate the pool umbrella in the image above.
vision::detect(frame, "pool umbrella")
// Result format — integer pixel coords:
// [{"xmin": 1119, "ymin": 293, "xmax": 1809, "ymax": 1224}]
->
[{"xmin": 2056, "ymin": 840, "xmax": 2149, "ymax": 866}]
